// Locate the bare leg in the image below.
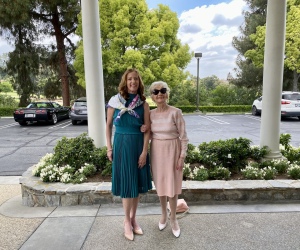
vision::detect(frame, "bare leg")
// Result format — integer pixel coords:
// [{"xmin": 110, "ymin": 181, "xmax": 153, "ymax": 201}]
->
[
  {"xmin": 159, "ymin": 196, "xmax": 168, "ymax": 224},
  {"xmin": 168, "ymin": 195, "xmax": 180, "ymax": 232},
  {"xmin": 130, "ymin": 197, "xmax": 141, "ymax": 230},
  {"xmin": 122, "ymin": 198, "xmax": 134, "ymax": 240}
]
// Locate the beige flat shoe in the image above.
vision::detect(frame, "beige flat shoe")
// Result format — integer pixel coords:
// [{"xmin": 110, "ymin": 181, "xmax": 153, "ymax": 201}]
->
[
  {"xmin": 124, "ymin": 221, "xmax": 134, "ymax": 241},
  {"xmin": 133, "ymin": 226, "xmax": 143, "ymax": 235}
]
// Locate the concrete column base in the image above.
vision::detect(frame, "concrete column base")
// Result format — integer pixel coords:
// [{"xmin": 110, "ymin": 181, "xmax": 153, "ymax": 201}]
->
[{"xmin": 263, "ymin": 151, "xmax": 286, "ymax": 161}]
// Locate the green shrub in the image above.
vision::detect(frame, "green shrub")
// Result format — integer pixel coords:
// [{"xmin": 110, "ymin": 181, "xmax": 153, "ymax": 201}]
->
[
  {"xmin": 32, "ymin": 133, "xmax": 111, "ymax": 183},
  {"xmin": 185, "ymin": 144, "xmax": 201, "ymax": 164},
  {"xmin": 191, "ymin": 166, "xmax": 209, "ymax": 181},
  {"xmin": 287, "ymin": 164, "xmax": 300, "ymax": 179},
  {"xmin": 101, "ymin": 161, "xmax": 112, "ymax": 177},
  {"xmin": 0, "ymin": 94, "xmax": 18, "ymax": 108},
  {"xmin": 209, "ymin": 167, "xmax": 231, "ymax": 180},
  {"xmin": 280, "ymin": 133, "xmax": 292, "ymax": 151},
  {"xmin": 91, "ymin": 147, "xmax": 110, "ymax": 172},
  {"xmin": 0, "ymin": 107, "xmax": 16, "ymax": 117},
  {"xmin": 263, "ymin": 166, "xmax": 277, "ymax": 180},
  {"xmin": 32, "ymin": 131, "xmax": 300, "ymax": 183},
  {"xmin": 281, "ymin": 147, "xmax": 300, "ymax": 163},
  {"xmin": 52, "ymin": 133, "xmax": 96, "ymax": 170},
  {"xmin": 250, "ymin": 145, "xmax": 270, "ymax": 161},
  {"xmin": 198, "ymin": 137, "xmax": 252, "ymax": 173},
  {"xmin": 271, "ymin": 159, "xmax": 290, "ymax": 174}
]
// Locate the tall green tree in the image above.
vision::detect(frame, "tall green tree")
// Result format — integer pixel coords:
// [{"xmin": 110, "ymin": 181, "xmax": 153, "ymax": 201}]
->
[
  {"xmin": 232, "ymin": 0, "xmax": 267, "ymax": 89},
  {"xmin": 6, "ymin": 27, "xmax": 40, "ymax": 106},
  {"xmin": 74, "ymin": 0, "xmax": 192, "ymax": 101},
  {"xmin": 244, "ymin": 0, "xmax": 300, "ymax": 91},
  {"xmin": 202, "ymin": 75, "xmax": 221, "ymax": 91},
  {"xmin": 209, "ymin": 84, "xmax": 258, "ymax": 105},
  {"xmin": 0, "ymin": 0, "xmax": 81, "ymax": 106}
]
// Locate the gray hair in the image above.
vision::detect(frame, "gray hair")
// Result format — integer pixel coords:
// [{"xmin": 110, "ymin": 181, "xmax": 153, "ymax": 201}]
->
[{"xmin": 149, "ymin": 81, "xmax": 170, "ymax": 95}]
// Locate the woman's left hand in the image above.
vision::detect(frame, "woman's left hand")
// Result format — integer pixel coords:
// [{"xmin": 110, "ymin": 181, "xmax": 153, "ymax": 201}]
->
[
  {"xmin": 176, "ymin": 157, "xmax": 185, "ymax": 171},
  {"xmin": 140, "ymin": 124, "xmax": 148, "ymax": 133}
]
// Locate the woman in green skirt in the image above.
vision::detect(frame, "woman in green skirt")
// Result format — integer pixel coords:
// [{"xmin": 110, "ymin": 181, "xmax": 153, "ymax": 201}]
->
[{"xmin": 106, "ymin": 68, "xmax": 152, "ymax": 241}]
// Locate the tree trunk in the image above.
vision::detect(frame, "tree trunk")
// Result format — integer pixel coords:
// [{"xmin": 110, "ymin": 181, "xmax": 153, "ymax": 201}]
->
[
  {"xmin": 293, "ymin": 70, "xmax": 298, "ymax": 92},
  {"xmin": 52, "ymin": 10, "xmax": 70, "ymax": 106}
]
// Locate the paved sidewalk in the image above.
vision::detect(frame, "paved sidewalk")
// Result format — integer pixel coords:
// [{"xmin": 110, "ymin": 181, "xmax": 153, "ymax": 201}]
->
[{"xmin": 1, "ymin": 176, "xmax": 300, "ymax": 250}]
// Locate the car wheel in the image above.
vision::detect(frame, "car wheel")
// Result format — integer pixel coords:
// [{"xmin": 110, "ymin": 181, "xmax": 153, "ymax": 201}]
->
[
  {"xmin": 252, "ymin": 106, "xmax": 259, "ymax": 116},
  {"xmin": 18, "ymin": 121, "xmax": 28, "ymax": 126},
  {"xmin": 298, "ymin": 116, "xmax": 300, "ymax": 120},
  {"xmin": 71, "ymin": 120, "xmax": 77, "ymax": 125},
  {"xmin": 51, "ymin": 113, "xmax": 58, "ymax": 125}
]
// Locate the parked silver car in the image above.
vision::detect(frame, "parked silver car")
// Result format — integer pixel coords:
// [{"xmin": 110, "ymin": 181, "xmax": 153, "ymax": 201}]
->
[
  {"xmin": 69, "ymin": 97, "xmax": 87, "ymax": 125},
  {"xmin": 252, "ymin": 91, "xmax": 300, "ymax": 119}
]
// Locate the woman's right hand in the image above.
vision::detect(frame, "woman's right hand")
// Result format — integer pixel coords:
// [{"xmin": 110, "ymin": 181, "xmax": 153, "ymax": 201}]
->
[{"xmin": 107, "ymin": 150, "xmax": 113, "ymax": 161}]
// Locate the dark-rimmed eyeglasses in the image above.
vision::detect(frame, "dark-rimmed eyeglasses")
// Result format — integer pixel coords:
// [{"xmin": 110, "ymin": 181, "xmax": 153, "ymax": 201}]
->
[{"xmin": 152, "ymin": 88, "xmax": 167, "ymax": 95}]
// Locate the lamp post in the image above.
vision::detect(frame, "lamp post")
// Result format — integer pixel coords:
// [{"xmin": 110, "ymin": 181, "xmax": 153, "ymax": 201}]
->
[{"xmin": 195, "ymin": 52, "xmax": 202, "ymax": 112}]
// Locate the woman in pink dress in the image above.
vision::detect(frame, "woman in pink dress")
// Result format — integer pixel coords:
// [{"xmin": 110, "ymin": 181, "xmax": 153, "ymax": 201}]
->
[{"xmin": 149, "ymin": 81, "xmax": 188, "ymax": 238}]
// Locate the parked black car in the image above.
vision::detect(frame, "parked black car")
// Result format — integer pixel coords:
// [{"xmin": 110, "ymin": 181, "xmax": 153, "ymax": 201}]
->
[
  {"xmin": 13, "ymin": 101, "xmax": 70, "ymax": 126},
  {"xmin": 69, "ymin": 97, "xmax": 88, "ymax": 125}
]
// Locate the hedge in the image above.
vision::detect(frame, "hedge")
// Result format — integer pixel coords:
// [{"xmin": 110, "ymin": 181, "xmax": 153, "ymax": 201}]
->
[{"xmin": 1, "ymin": 105, "xmax": 252, "ymax": 118}]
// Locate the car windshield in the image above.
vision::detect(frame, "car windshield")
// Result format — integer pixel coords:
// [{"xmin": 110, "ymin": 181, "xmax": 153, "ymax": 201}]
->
[
  {"xmin": 75, "ymin": 101, "xmax": 87, "ymax": 107},
  {"xmin": 282, "ymin": 94, "xmax": 300, "ymax": 100},
  {"xmin": 27, "ymin": 103, "xmax": 37, "ymax": 108}
]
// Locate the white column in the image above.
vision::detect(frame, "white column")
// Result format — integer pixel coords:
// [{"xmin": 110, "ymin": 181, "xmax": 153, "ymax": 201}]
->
[
  {"xmin": 81, "ymin": 0, "xmax": 106, "ymax": 147},
  {"xmin": 260, "ymin": 0, "xmax": 287, "ymax": 158}
]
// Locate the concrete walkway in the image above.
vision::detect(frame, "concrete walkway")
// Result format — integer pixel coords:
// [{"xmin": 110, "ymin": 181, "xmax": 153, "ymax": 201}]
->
[{"xmin": 1, "ymin": 176, "xmax": 300, "ymax": 250}]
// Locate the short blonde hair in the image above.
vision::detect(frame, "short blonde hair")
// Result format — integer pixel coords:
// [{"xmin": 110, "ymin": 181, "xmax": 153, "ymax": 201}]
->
[{"xmin": 149, "ymin": 81, "xmax": 170, "ymax": 95}]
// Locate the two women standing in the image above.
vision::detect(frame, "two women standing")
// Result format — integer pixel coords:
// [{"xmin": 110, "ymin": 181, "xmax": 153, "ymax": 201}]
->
[{"xmin": 106, "ymin": 69, "xmax": 188, "ymax": 240}]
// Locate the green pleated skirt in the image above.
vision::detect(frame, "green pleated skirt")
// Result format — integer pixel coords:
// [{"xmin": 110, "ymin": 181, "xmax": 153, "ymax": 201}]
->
[{"xmin": 111, "ymin": 132, "xmax": 152, "ymax": 198}]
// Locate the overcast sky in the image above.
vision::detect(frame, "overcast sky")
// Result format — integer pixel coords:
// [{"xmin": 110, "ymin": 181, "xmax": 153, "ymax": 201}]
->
[{"xmin": 0, "ymin": 0, "xmax": 248, "ymax": 80}]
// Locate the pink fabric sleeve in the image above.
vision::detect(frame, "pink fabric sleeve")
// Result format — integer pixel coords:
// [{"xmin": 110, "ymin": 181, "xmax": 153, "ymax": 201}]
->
[{"xmin": 175, "ymin": 109, "xmax": 189, "ymax": 158}]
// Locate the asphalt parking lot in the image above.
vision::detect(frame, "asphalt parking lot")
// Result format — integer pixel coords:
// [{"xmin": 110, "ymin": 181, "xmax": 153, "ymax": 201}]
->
[{"xmin": 1, "ymin": 114, "xmax": 300, "ymax": 175}]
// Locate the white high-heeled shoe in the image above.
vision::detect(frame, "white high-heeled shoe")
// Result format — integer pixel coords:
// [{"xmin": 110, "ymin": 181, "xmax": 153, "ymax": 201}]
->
[
  {"xmin": 170, "ymin": 220, "xmax": 180, "ymax": 238},
  {"xmin": 158, "ymin": 221, "xmax": 167, "ymax": 231}
]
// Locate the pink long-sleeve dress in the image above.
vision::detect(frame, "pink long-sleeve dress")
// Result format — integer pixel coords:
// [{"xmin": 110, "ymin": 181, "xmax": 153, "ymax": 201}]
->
[{"xmin": 150, "ymin": 106, "xmax": 189, "ymax": 197}]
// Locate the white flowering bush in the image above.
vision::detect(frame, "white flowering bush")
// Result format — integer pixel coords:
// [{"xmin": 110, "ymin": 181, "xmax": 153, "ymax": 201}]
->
[
  {"xmin": 196, "ymin": 138, "xmax": 269, "ymax": 173},
  {"xmin": 32, "ymin": 153, "xmax": 55, "ymax": 177},
  {"xmin": 270, "ymin": 159, "xmax": 290, "ymax": 174},
  {"xmin": 190, "ymin": 166, "xmax": 209, "ymax": 181},
  {"xmin": 31, "ymin": 133, "xmax": 109, "ymax": 184},
  {"xmin": 33, "ymin": 161, "xmax": 96, "ymax": 184},
  {"xmin": 40, "ymin": 164, "xmax": 74, "ymax": 183},
  {"xmin": 183, "ymin": 163, "xmax": 191, "ymax": 179},
  {"xmin": 241, "ymin": 164, "xmax": 277, "ymax": 180},
  {"xmin": 241, "ymin": 166, "xmax": 265, "ymax": 180},
  {"xmin": 287, "ymin": 164, "xmax": 300, "ymax": 179}
]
